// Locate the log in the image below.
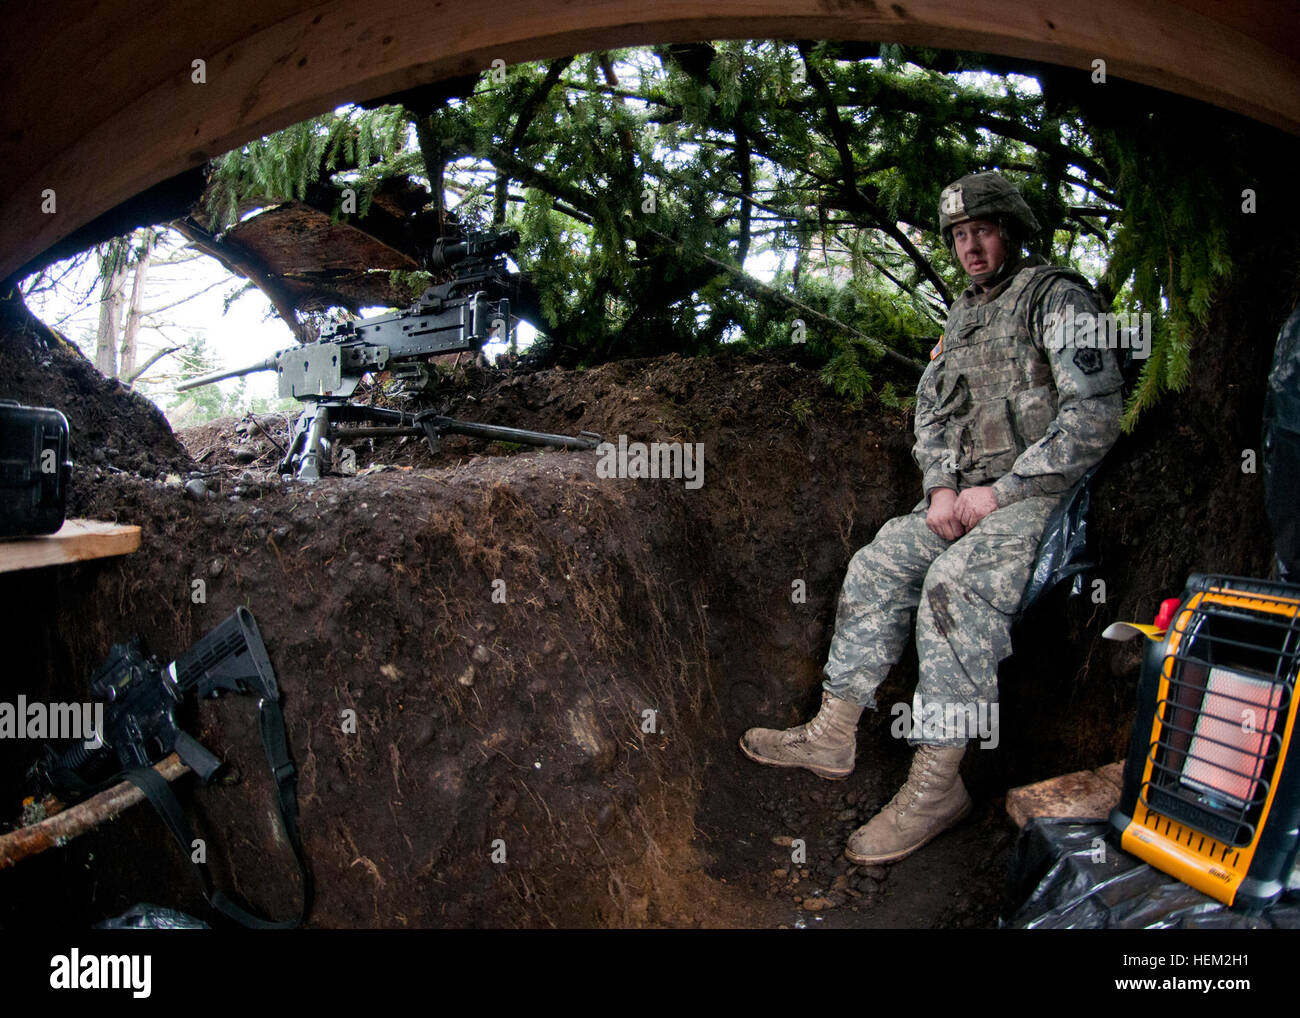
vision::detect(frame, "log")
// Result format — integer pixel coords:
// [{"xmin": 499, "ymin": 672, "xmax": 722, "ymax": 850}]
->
[{"xmin": 0, "ymin": 755, "xmax": 190, "ymax": 870}]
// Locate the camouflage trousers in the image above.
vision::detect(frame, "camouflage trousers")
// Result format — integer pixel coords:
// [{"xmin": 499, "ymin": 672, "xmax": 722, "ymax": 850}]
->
[{"xmin": 822, "ymin": 495, "xmax": 1059, "ymax": 746}]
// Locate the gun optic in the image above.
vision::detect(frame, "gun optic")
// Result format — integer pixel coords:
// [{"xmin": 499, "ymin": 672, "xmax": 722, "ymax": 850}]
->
[{"xmin": 428, "ymin": 229, "xmax": 520, "ymax": 271}]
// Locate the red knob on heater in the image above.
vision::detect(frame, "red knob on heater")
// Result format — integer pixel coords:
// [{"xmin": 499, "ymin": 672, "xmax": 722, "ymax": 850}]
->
[{"xmin": 1153, "ymin": 598, "xmax": 1181, "ymax": 631}]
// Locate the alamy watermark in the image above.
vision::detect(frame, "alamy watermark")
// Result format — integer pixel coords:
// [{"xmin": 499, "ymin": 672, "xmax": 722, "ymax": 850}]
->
[
  {"xmin": 50, "ymin": 949, "xmax": 151, "ymax": 998},
  {"xmin": 0, "ymin": 697, "xmax": 103, "ymax": 746},
  {"xmin": 1045, "ymin": 307, "xmax": 1152, "ymax": 359},
  {"xmin": 595, "ymin": 435, "xmax": 704, "ymax": 489},
  {"xmin": 890, "ymin": 700, "xmax": 1000, "ymax": 748}
]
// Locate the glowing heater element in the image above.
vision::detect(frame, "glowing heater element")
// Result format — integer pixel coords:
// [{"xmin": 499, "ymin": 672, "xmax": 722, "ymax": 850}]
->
[{"xmin": 1181, "ymin": 667, "xmax": 1282, "ymax": 807}]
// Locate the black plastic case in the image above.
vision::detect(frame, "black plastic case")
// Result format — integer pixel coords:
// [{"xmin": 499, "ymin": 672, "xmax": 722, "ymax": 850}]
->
[{"xmin": 0, "ymin": 399, "xmax": 72, "ymax": 537}]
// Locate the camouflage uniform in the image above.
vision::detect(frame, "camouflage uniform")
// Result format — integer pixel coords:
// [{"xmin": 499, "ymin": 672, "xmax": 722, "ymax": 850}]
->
[{"xmin": 821, "ymin": 254, "xmax": 1123, "ymax": 744}]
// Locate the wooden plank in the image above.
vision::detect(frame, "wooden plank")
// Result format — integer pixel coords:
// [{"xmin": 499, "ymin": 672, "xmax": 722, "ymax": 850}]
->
[
  {"xmin": 0, "ymin": 520, "xmax": 141, "ymax": 574},
  {"xmin": 1006, "ymin": 762, "xmax": 1126, "ymax": 828},
  {"xmin": 0, "ymin": 755, "xmax": 190, "ymax": 870}
]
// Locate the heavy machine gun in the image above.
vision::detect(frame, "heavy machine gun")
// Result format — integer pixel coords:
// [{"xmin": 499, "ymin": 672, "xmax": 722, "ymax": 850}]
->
[{"xmin": 176, "ymin": 228, "xmax": 600, "ymax": 479}]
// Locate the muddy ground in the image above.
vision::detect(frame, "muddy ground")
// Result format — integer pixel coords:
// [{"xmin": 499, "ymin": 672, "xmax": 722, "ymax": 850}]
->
[{"xmin": 0, "ymin": 243, "xmax": 1287, "ymax": 927}]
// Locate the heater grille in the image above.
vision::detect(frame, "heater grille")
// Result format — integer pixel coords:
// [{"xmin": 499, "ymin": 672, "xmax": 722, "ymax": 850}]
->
[{"xmin": 1141, "ymin": 587, "xmax": 1300, "ymax": 848}]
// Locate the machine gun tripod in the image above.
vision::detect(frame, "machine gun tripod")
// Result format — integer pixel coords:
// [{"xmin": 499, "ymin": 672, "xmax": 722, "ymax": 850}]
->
[{"xmin": 282, "ymin": 400, "xmax": 601, "ymax": 480}]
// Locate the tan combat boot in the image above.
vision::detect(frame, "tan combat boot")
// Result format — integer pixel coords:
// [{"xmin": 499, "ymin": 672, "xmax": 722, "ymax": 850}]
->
[
  {"xmin": 844, "ymin": 743, "xmax": 971, "ymax": 864},
  {"xmin": 739, "ymin": 691, "xmax": 864, "ymax": 779}
]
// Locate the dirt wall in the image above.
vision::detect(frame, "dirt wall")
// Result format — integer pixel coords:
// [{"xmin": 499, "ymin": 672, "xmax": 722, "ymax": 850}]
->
[{"xmin": 0, "ymin": 246, "xmax": 1293, "ymax": 925}]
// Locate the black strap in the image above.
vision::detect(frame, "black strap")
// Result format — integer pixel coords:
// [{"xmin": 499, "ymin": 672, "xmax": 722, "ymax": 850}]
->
[{"xmin": 123, "ymin": 699, "xmax": 310, "ymax": 929}]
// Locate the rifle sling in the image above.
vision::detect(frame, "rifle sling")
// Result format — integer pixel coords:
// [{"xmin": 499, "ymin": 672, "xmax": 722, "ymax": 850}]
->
[{"xmin": 124, "ymin": 697, "xmax": 310, "ymax": 929}]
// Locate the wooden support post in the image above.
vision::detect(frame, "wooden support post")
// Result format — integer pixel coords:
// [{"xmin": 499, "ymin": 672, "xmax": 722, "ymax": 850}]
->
[{"xmin": 0, "ymin": 755, "xmax": 190, "ymax": 870}]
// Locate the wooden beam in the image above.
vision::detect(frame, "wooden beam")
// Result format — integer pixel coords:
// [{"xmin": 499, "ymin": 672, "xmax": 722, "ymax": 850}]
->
[
  {"xmin": 0, "ymin": 520, "xmax": 141, "ymax": 574},
  {"xmin": 1, "ymin": 1, "xmax": 1298, "ymax": 285},
  {"xmin": 0, "ymin": 755, "xmax": 190, "ymax": 871}
]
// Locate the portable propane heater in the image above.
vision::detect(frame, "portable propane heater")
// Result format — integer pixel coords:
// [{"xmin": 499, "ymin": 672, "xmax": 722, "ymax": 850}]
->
[
  {"xmin": 1107, "ymin": 308, "xmax": 1300, "ymax": 911},
  {"xmin": 1109, "ymin": 575, "xmax": 1300, "ymax": 910}
]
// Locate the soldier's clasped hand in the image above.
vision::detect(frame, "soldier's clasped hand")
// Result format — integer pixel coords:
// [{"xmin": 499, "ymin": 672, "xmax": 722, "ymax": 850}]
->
[
  {"xmin": 954, "ymin": 486, "xmax": 999, "ymax": 530},
  {"xmin": 925, "ymin": 487, "xmax": 967, "ymax": 541}
]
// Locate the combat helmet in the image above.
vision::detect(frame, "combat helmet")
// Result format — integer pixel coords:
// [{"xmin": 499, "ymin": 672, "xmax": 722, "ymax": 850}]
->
[{"xmin": 938, "ymin": 171, "xmax": 1041, "ymax": 247}]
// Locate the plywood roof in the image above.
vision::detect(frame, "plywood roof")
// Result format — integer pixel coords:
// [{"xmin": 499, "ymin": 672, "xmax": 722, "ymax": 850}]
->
[{"xmin": 2, "ymin": 1, "xmax": 1297, "ymax": 285}]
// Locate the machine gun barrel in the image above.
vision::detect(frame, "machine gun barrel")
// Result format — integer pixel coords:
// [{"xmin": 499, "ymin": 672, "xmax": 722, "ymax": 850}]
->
[{"xmin": 175, "ymin": 355, "xmax": 280, "ymax": 392}]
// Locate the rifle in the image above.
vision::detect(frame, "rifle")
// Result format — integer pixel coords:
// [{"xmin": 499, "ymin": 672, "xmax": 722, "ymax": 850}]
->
[
  {"xmin": 31, "ymin": 608, "xmax": 310, "ymax": 928},
  {"xmin": 176, "ymin": 227, "xmax": 600, "ymax": 479}
]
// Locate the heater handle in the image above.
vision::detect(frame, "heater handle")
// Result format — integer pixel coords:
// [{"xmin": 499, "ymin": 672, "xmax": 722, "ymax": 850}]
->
[{"xmin": 1187, "ymin": 573, "xmax": 1300, "ymax": 600}]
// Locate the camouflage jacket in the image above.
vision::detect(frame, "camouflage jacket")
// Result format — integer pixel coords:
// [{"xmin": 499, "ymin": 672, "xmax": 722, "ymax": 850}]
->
[{"xmin": 913, "ymin": 255, "xmax": 1123, "ymax": 507}]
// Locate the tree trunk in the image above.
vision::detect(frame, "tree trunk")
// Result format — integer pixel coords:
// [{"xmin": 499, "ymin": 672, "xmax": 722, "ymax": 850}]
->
[
  {"xmin": 94, "ymin": 244, "xmax": 128, "ymax": 377},
  {"xmin": 119, "ymin": 230, "xmax": 155, "ymax": 382}
]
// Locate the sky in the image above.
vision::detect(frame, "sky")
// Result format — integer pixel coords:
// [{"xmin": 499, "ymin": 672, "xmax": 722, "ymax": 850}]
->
[{"xmin": 25, "ymin": 231, "xmax": 298, "ymax": 413}]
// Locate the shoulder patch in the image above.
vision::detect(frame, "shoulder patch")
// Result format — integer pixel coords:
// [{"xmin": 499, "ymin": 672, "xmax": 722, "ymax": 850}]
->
[
  {"xmin": 1073, "ymin": 347, "xmax": 1103, "ymax": 375},
  {"xmin": 930, "ymin": 337, "xmax": 943, "ymax": 360},
  {"xmin": 1022, "ymin": 265, "xmax": 1094, "ymax": 309}
]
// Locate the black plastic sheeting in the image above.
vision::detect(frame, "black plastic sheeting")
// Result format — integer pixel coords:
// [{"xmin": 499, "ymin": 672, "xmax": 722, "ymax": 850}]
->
[
  {"xmin": 94, "ymin": 903, "xmax": 209, "ymax": 930},
  {"xmin": 1003, "ymin": 818, "xmax": 1300, "ymax": 929},
  {"xmin": 1018, "ymin": 466, "xmax": 1098, "ymax": 612},
  {"xmin": 1263, "ymin": 307, "xmax": 1300, "ymax": 582}
]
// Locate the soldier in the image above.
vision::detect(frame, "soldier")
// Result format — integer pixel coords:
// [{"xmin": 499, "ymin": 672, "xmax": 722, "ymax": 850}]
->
[{"xmin": 740, "ymin": 171, "xmax": 1123, "ymax": 864}]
